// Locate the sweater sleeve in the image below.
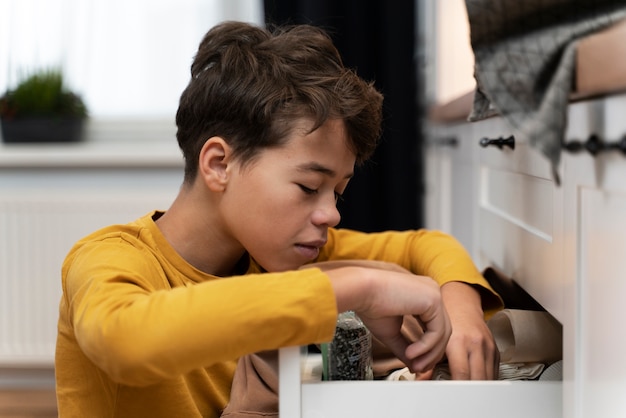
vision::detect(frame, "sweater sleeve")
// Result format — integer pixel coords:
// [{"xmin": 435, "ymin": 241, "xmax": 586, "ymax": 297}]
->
[
  {"xmin": 62, "ymin": 238, "xmax": 337, "ymax": 387},
  {"xmin": 318, "ymin": 228, "xmax": 503, "ymax": 317}
]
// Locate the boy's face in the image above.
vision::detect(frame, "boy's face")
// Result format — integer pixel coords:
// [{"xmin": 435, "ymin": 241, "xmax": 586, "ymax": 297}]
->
[{"xmin": 222, "ymin": 118, "xmax": 355, "ymax": 272}]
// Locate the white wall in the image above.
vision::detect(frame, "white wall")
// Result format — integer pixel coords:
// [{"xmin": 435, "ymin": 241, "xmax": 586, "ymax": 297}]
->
[{"xmin": 422, "ymin": 0, "xmax": 475, "ymax": 106}]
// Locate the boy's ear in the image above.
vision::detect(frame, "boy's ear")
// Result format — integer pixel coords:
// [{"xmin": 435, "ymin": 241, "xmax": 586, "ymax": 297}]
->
[{"xmin": 198, "ymin": 136, "xmax": 232, "ymax": 191}]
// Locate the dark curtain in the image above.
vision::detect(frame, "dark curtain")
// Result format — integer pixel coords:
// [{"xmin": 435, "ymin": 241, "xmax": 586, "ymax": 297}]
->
[{"xmin": 264, "ymin": 0, "xmax": 424, "ymax": 232}]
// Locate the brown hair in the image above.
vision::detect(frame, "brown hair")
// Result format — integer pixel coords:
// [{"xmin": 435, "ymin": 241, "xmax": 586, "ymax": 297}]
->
[{"xmin": 175, "ymin": 21, "xmax": 383, "ymax": 183}]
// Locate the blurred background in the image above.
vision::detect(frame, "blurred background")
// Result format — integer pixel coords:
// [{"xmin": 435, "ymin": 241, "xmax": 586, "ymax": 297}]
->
[{"xmin": 0, "ymin": 0, "xmax": 474, "ymax": 230}]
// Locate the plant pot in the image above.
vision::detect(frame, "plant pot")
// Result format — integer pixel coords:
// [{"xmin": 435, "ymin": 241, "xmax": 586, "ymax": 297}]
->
[{"xmin": 0, "ymin": 117, "xmax": 85, "ymax": 143}]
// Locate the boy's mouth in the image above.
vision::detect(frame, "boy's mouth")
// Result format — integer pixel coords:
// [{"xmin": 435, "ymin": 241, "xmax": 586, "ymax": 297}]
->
[{"xmin": 295, "ymin": 240, "xmax": 326, "ymax": 260}]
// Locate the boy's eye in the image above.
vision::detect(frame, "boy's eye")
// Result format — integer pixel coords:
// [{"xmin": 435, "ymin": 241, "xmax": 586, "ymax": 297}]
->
[
  {"xmin": 298, "ymin": 184, "xmax": 317, "ymax": 195},
  {"xmin": 298, "ymin": 184, "xmax": 344, "ymax": 203}
]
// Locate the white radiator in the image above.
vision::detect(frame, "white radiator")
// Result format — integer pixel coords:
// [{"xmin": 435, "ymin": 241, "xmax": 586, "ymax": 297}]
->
[{"xmin": 0, "ymin": 190, "xmax": 174, "ymax": 366}]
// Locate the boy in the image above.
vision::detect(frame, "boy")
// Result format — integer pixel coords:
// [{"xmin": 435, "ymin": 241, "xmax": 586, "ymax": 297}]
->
[{"xmin": 55, "ymin": 21, "xmax": 502, "ymax": 417}]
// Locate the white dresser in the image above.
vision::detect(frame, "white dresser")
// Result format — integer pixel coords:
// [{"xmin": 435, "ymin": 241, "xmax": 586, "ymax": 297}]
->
[{"xmin": 425, "ymin": 91, "xmax": 626, "ymax": 418}]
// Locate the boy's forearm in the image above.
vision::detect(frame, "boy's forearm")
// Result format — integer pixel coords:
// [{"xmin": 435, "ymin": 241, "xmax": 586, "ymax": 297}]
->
[
  {"xmin": 325, "ymin": 266, "xmax": 373, "ymax": 313},
  {"xmin": 441, "ymin": 281, "xmax": 483, "ymax": 316}
]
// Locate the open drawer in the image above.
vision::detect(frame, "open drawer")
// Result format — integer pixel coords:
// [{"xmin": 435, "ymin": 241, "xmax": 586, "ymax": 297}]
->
[{"xmin": 279, "ymin": 346, "xmax": 562, "ymax": 418}]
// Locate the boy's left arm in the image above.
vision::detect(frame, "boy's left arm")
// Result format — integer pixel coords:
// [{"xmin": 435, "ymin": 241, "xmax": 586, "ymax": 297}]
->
[
  {"xmin": 441, "ymin": 281, "xmax": 500, "ymax": 380},
  {"xmin": 321, "ymin": 228, "xmax": 504, "ymax": 380}
]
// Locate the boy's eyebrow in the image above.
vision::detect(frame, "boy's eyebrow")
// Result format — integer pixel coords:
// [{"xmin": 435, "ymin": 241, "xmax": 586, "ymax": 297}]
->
[{"xmin": 297, "ymin": 162, "xmax": 353, "ymax": 179}]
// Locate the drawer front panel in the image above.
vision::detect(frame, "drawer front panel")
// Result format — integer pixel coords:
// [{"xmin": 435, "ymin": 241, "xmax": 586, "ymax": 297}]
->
[
  {"xmin": 480, "ymin": 166, "xmax": 553, "ymax": 240},
  {"xmin": 300, "ymin": 380, "xmax": 562, "ymax": 418},
  {"xmin": 474, "ymin": 120, "xmax": 564, "ymax": 322}
]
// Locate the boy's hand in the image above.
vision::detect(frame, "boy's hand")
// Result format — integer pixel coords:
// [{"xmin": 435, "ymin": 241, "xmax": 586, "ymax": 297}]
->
[
  {"xmin": 441, "ymin": 281, "xmax": 499, "ymax": 380},
  {"xmin": 326, "ymin": 266, "xmax": 452, "ymax": 374}
]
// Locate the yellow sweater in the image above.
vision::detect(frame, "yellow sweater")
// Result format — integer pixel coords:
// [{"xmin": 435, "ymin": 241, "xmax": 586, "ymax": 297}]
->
[{"xmin": 55, "ymin": 211, "xmax": 501, "ymax": 417}]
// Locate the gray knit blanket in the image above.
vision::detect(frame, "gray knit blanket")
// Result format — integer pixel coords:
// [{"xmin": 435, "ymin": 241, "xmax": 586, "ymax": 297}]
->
[{"xmin": 465, "ymin": 0, "xmax": 626, "ymax": 184}]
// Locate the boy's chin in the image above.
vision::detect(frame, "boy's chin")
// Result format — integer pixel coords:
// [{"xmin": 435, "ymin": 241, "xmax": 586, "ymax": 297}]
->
[{"xmin": 256, "ymin": 259, "xmax": 305, "ymax": 273}]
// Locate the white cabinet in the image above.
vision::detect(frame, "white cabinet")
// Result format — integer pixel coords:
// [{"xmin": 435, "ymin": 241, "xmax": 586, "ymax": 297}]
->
[
  {"xmin": 422, "ymin": 93, "xmax": 626, "ymax": 418},
  {"xmin": 424, "ymin": 121, "xmax": 481, "ymax": 259},
  {"xmin": 427, "ymin": 114, "xmax": 567, "ymax": 321},
  {"xmin": 561, "ymin": 97, "xmax": 626, "ymax": 418}
]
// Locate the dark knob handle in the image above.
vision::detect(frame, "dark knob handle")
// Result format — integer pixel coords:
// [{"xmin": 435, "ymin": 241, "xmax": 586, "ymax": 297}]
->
[
  {"xmin": 563, "ymin": 134, "xmax": 626, "ymax": 156},
  {"xmin": 479, "ymin": 135, "xmax": 515, "ymax": 150}
]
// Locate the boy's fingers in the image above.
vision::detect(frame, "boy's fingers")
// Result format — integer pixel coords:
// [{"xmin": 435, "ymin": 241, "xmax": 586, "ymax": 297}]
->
[
  {"xmin": 404, "ymin": 311, "xmax": 451, "ymax": 372},
  {"xmin": 377, "ymin": 333, "xmax": 412, "ymax": 369},
  {"xmin": 405, "ymin": 331, "xmax": 448, "ymax": 372}
]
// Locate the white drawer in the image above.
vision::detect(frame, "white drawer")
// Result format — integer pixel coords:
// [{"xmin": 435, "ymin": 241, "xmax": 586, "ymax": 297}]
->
[
  {"xmin": 472, "ymin": 118, "xmax": 565, "ymax": 322},
  {"xmin": 279, "ymin": 347, "xmax": 562, "ymax": 418}
]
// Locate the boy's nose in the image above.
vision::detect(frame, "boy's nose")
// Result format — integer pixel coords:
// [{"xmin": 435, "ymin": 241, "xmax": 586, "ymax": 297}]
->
[{"xmin": 312, "ymin": 200, "xmax": 341, "ymax": 228}]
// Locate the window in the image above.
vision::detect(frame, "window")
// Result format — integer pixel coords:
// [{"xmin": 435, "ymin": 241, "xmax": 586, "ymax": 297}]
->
[{"xmin": 0, "ymin": 0, "xmax": 263, "ymax": 140}]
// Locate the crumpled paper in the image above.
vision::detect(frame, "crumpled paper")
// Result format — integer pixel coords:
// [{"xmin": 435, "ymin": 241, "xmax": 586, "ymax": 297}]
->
[{"xmin": 487, "ymin": 309, "xmax": 562, "ymax": 364}]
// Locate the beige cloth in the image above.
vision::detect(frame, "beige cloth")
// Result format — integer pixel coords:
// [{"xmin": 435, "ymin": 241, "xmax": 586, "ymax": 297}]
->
[{"xmin": 220, "ymin": 350, "xmax": 279, "ymax": 417}]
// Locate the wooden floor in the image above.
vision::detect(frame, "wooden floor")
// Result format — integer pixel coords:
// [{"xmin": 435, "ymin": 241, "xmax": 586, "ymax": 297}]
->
[{"xmin": 0, "ymin": 389, "xmax": 57, "ymax": 418}]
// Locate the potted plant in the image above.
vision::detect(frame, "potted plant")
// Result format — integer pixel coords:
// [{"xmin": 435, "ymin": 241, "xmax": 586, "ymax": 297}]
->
[{"xmin": 0, "ymin": 69, "xmax": 88, "ymax": 143}]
